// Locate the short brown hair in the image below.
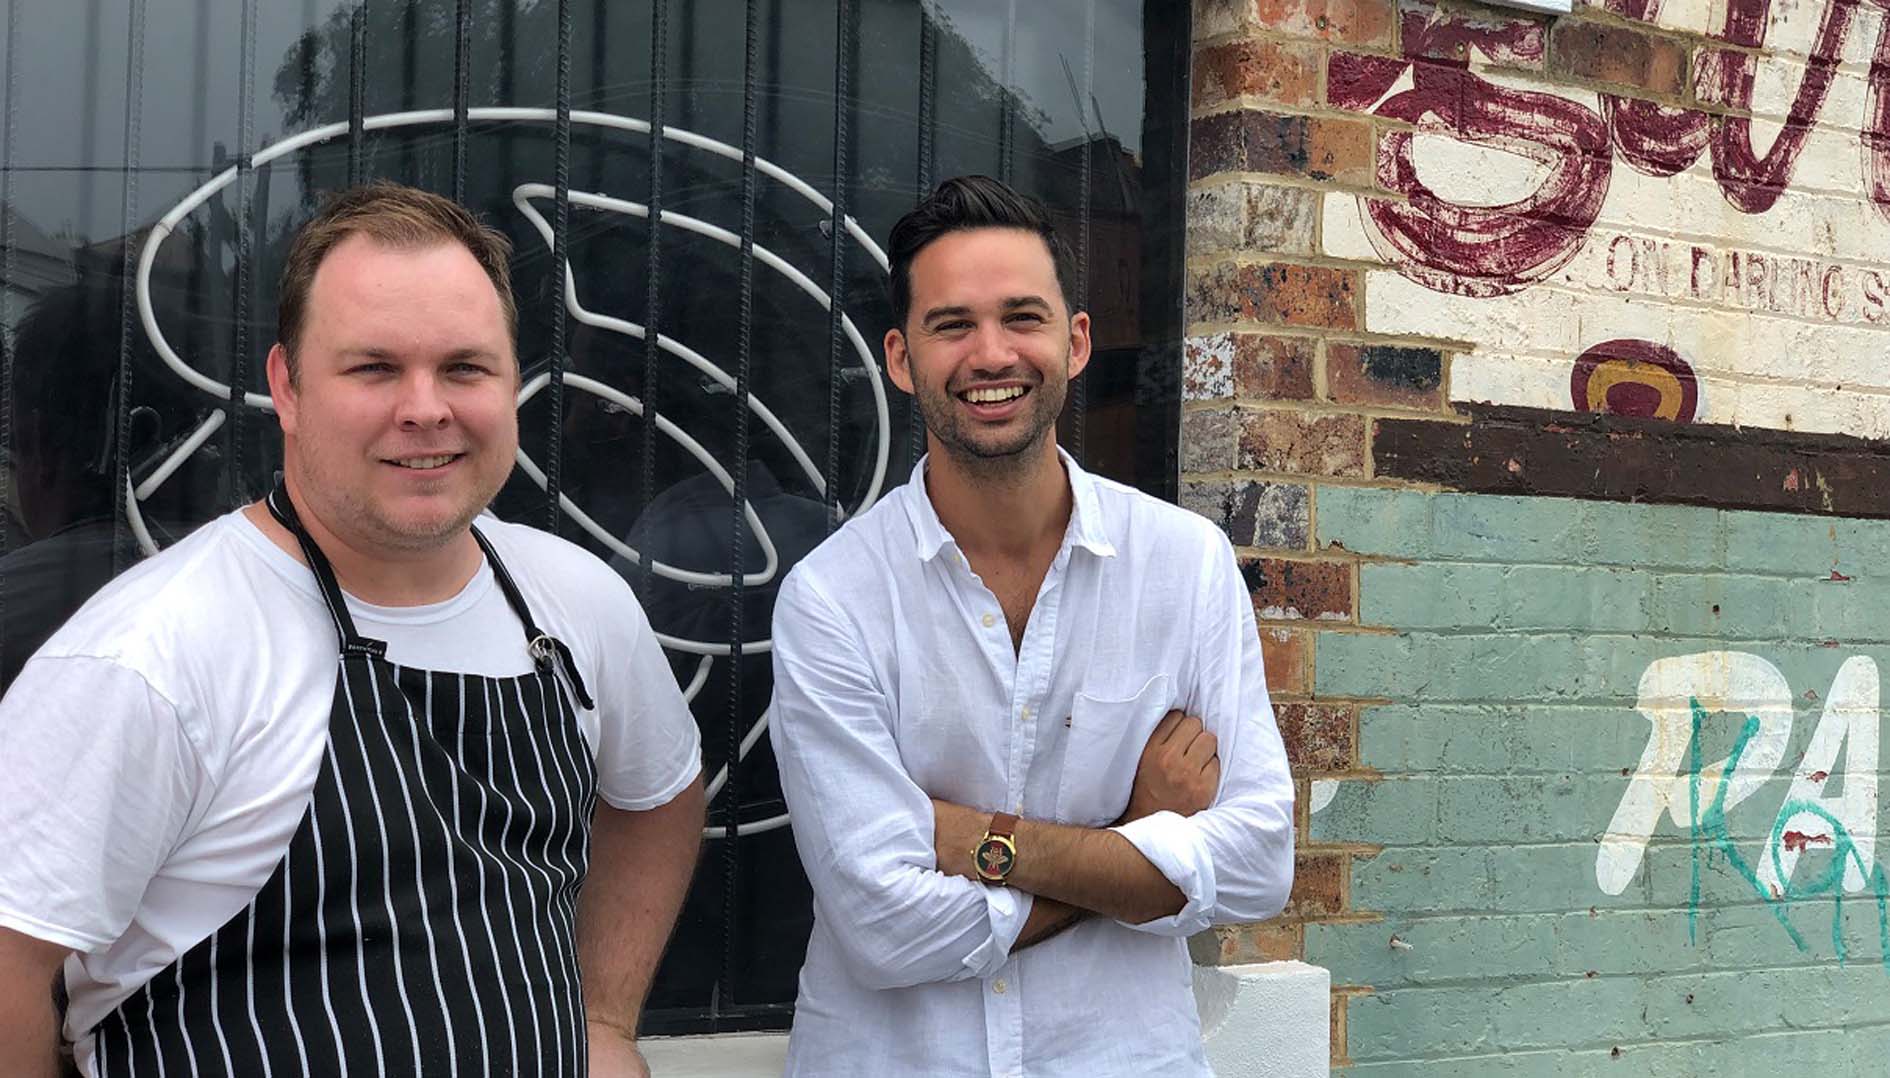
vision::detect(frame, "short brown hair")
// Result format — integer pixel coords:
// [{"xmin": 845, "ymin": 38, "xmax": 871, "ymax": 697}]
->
[
  {"xmin": 276, "ymin": 181, "xmax": 516, "ymax": 376},
  {"xmin": 888, "ymin": 175, "xmax": 1076, "ymax": 329}
]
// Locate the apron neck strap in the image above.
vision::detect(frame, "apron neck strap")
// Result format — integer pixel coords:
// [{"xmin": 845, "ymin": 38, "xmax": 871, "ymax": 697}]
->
[
  {"xmin": 266, "ymin": 482, "xmax": 387, "ymax": 660},
  {"xmin": 470, "ymin": 525, "xmax": 597, "ymax": 710},
  {"xmin": 263, "ymin": 483, "xmax": 595, "ymax": 708}
]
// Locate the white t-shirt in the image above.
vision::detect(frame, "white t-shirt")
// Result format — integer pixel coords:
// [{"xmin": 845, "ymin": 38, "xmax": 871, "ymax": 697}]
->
[{"xmin": 0, "ymin": 508, "xmax": 703, "ymax": 1059}]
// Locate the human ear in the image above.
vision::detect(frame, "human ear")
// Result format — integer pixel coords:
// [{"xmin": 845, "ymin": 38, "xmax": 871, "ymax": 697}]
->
[
  {"xmin": 266, "ymin": 343, "xmax": 299, "ymax": 436},
  {"xmin": 1066, "ymin": 311, "xmax": 1092, "ymax": 380},
  {"xmin": 884, "ymin": 327, "xmax": 915, "ymax": 395}
]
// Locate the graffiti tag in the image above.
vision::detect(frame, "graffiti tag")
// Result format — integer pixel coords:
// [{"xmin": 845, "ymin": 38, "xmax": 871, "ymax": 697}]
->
[{"xmin": 1598, "ymin": 651, "xmax": 1888, "ymax": 966}]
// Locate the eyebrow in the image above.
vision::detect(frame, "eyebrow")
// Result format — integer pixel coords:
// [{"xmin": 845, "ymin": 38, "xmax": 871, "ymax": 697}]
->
[
  {"xmin": 918, "ymin": 295, "xmax": 1054, "ymax": 326},
  {"xmin": 337, "ymin": 346, "xmax": 502, "ymax": 363}
]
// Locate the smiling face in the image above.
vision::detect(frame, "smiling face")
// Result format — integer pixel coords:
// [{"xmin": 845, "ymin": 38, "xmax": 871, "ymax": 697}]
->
[
  {"xmin": 268, "ymin": 232, "xmax": 518, "ymax": 557},
  {"xmin": 885, "ymin": 227, "xmax": 1091, "ymax": 474}
]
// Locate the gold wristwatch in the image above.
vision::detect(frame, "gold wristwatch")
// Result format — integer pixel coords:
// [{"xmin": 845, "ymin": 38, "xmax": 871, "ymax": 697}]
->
[{"xmin": 972, "ymin": 812, "xmax": 1019, "ymax": 885}]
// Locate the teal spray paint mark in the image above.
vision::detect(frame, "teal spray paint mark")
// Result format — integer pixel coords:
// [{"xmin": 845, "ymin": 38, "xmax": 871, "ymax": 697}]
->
[{"xmin": 1686, "ymin": 697, "xmax": 1890, "ymax": 970}]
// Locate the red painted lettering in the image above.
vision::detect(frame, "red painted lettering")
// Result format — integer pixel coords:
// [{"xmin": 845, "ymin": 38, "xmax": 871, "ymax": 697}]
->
[
  {"xmin": 1608, "ymin": 235, "xmax": 1639, "ymax": 291},
  {"xmin": 1823, "ymin": 265, "xmax": 1848, "ymax": 318}
]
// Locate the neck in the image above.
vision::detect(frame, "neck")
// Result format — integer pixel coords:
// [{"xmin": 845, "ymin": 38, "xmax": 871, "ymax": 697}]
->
[
  {"xmin": 244, "ymin": 486, "xmax": 483, "ymax": 608},
  {"xmin": 924, "ymin": 438, "xmax": 1071, "ymax": 559}
]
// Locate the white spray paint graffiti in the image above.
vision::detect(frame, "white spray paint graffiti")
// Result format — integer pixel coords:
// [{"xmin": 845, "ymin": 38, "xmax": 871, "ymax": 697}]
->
[{"xmin": 1597, "ymin": 650, "xmax": 1880, "ymax": 897}]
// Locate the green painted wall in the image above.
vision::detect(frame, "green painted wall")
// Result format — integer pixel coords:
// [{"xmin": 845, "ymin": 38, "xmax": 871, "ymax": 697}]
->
[{"xmin": 1305, "ymin": 488, "xmax": 1890, "ymax": 1073}]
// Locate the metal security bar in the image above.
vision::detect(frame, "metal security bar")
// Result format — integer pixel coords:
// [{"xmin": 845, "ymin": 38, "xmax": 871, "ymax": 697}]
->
[{"xmin": 0, "ymin": 0, "xmax": 1186, "ymax": 1033}]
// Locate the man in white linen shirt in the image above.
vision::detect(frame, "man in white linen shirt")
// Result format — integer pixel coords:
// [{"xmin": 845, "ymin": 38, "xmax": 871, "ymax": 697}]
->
[{"xmin": 767, "ymin": 175, "xmax": 1296, "ymax": 1077}]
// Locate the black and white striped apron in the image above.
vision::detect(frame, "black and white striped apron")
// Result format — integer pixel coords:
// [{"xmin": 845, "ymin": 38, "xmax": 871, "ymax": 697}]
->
[{"xmin": 88, "ymin": 487, "xmax": 601, "ymax": 1076}]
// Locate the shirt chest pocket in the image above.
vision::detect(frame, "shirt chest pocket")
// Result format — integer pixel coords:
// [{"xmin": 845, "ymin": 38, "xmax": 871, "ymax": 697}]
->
[{"xmin": 1054, "ymin": 673, "xmax": 1172, "ymax": 826}]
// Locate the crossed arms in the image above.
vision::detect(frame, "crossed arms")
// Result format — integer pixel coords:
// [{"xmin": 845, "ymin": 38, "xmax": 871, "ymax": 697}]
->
[{"xmin": 766, "ymin": 564, "xmax": 1296, "ymax": 991}]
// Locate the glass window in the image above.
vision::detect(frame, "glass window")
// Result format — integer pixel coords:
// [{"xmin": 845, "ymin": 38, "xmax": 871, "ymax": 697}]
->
[{"xmin": 0, "ymin": 0, "xmax": 1186, "ymax": 1032}]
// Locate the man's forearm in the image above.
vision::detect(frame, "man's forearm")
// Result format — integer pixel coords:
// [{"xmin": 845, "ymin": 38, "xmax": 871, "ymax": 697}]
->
[
  {"xmin": 0, "ymin": 928, "xmax": 69, "ymax": 1078},
  {"xmin": 935, "ymin": 801, "xmax": 1185, "ymax": 925},
  {"xmin": 1004, "ymin": 818, "xmax": 1185, "ymax": 925},
  {"xmin": 577, "ymin": 779, "xmax": 705, "ymax": 1044}
]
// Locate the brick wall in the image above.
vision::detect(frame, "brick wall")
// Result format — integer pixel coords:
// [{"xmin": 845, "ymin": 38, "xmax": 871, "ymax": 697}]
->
[{"xmin": 1184, "ymin": 0, "xmax": 1890, "ymax": 1068}]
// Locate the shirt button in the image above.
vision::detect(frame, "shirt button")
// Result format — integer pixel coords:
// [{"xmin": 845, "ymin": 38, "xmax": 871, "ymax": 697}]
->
[
  {"xmin": 1020, "ymin": 706, "xmax": 1031, "ymax": 721},
  {"xmin": 982, "ymin": 613, "xmax": 996, "ymax": 628},
  {"xmin": 993, "ymin": 978, "xmax": 1008, "ymax": 994}
]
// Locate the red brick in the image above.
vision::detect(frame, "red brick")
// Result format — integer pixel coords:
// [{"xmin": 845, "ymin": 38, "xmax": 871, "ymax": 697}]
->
[
  {"xmin": 1326, "ymin": 343, "xmax": 1445, "ymax": 409},
  {"xmin": 1549, "ymin": 20, "xmax": 1688, "ymax": 97},
  {"xmin": 1239, "ymin": 409, "xmax": 1368, "ymax": 476},
  {"xmin": 1235, "ymin": 334, "xmax": 1316, "ymax": 400},
  {"xmin": 1305, "ymin": 115, "xmax": 1375, "ymax": 184},
  {"xmin": 1261, "ymin": 626, "xmax": 1311, "ymax": 694},
  {"xmin": 1241, "ymin": 557, "xmax": 1353, "ymax": 621},
  {"xmin": 1188, "ymin": 110, "xmax": 1374, "ymax": 183},
  {"xmin": 1187, "ymin": 261, "xmax": 1359, "ymax": 329},
  {"xmin": 1207, "ymin": 922, "xmax": 1304, "ymax": 964},
  {"xmin": 1255, "ymin": 0, "xmax": 1395, "ymax": 47},
  {"xmin": 1195, "ymin": 39, "xmax": 1321, "ymax": 108},
  {"xmin": 1275, "ymin": 702, "xmax": 1357, "ymax": 771},
  {"xmin": 1284, "ymin": 848, "xmax": 1348, "ymax": 917}
]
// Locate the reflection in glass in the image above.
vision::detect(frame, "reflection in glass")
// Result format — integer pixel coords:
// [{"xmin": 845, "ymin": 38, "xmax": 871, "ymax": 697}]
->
[{"xmin": 0, "ymin": 0, "xmax": 1184, "ymax": 1033}]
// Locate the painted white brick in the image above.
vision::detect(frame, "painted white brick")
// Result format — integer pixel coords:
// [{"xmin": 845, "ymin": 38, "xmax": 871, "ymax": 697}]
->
[{"xmin": 1327, "ymin": 48, "xmax": 1890, "ymax": 438}]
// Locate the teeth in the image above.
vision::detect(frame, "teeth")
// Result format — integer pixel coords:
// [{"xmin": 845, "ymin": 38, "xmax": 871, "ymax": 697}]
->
[
  {"xmin": 963, "ymin": 386, "xmax": 1024, "ymax": 404},
  {"xmin": 394, "ymin": 455, "xmax": 455, "ymax": 469}
]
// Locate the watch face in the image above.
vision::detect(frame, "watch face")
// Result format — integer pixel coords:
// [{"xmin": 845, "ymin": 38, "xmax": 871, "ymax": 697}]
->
[{"xmin": 975, "ymin": 837, "xmax": 1016, "ymax": 880}]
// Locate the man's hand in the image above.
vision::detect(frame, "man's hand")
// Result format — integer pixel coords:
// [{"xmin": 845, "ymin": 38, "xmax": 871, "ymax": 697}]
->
[
  {"xmin": 1119, "ymin": 709, "xmax": 1219, "ymax": 825},
  {"xmin": 587, "ymin": 1018, "xmax": 651, "ymax": 1078}
]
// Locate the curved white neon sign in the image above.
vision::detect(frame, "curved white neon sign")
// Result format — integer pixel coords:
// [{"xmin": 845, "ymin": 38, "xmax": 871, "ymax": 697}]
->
[{"xmin": 131, "ymin": 107, "xmax": 895, "ymax": 839}]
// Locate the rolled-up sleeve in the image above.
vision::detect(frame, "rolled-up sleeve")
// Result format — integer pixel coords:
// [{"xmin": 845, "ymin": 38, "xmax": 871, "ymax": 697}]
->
[
  {"xmin": 1113, "ymin": 529, "xmax": 1296, "ymax": 936},
  {"xmin": 768, "ymin": 570, "xmax": 1030, "ymax": 989}
]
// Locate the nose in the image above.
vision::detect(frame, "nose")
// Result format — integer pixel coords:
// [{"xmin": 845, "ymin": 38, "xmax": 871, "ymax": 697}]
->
[
  {"xmin": 395, "ymin": 370, "xmax": 452, "ymax": 430},
  {"xmin": 968, "ymin": 319, "xmax": 1016, "ymax": 373}
]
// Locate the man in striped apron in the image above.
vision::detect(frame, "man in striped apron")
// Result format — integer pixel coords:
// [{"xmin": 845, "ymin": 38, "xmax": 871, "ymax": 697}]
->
[{"xmin": 0, "ymin": 182, "xmax": 705, "ymax": 1076}]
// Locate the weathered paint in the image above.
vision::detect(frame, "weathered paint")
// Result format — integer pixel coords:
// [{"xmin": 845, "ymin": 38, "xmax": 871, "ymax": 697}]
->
[
  {"xmin": 1306, "ymin": 487, "xmax": 1890, "ymax": 1069},
  {"xmin": 1319, "ymin": 0, "xmax": 1890, "ymax": 437}
]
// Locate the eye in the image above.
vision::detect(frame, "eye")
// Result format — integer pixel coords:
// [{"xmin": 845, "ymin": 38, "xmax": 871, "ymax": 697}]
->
[
  {"xmin": 1005, "ymin": 312, "xmax": 1047, "ymax": 326},
  {"xmin": 347, "ymin": 361, "xmax": 395, "ymax": 375}
]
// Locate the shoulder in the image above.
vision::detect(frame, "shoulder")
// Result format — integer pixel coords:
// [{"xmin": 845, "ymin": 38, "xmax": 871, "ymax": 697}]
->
[
  {"xmin": 475, "ymin": 515, "xmax": 636, "ymax": 603},
  {"xmin": 35, "ymin": 513, "xmax": 288, "ymax": 668},
  {"xmin": 776, "ymin": 490, "xmax": 911, "ymax": 610},
  {"xmin": 471, "ymin": 516, "xmax": 654, "ymax": 664},
  {"xmin": 1085, "ymin": 471, "xmax": 1231, "ymax": 561}
]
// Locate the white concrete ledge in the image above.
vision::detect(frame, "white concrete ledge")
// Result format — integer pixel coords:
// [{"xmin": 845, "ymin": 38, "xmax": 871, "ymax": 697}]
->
[
  {"xmin": 1197, "ymin": 960, "xmax": 1331, "ymax": 1077},
  {"xmin": 641, "ymin": 960, "xmax": 1331, "ymax": 1077},
  {"xmin": 640, "ymin": 1031, "xmax": 788, "ymax": 1077}
]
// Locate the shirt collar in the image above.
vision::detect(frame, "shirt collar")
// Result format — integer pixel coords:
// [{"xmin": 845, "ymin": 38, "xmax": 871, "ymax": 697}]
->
[{"xmin": 903, "ymin": 446, "xmax": 1118, "ymax": 562}]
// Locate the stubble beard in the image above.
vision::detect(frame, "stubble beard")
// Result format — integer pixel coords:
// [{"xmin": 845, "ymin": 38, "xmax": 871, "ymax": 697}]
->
[
  {"xmin": 916, "ymin": 363, "xmax": 1069, "ymax": 484},
  {"xmin": 286, "ymin": 447, "xmax": 504, "ymax": 555}
]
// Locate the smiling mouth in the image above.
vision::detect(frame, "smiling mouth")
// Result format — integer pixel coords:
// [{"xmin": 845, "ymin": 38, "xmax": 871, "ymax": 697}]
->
[
  {"xmin": 957, "ymin": 385, "xmax": 1027, "ymax": 405},
  {"xmin": 387, "ymin": 454, "xmax": 463, "ymax": 470}
]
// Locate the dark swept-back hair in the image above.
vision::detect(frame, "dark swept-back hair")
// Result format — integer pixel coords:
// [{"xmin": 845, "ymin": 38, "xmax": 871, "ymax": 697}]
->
[
  {"xmin": 886, "ymin": 175, "xmax": 1078, "ymax": 329},
  {"xmin": 276, "ymin": 180, "xmax": 516, "ymax": 377}
]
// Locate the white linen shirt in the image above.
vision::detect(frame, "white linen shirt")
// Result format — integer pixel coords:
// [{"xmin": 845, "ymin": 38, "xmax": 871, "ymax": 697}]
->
[{"xmin": 767, "ymin": 451, "xmax": 1295, "ymax": 1078}]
